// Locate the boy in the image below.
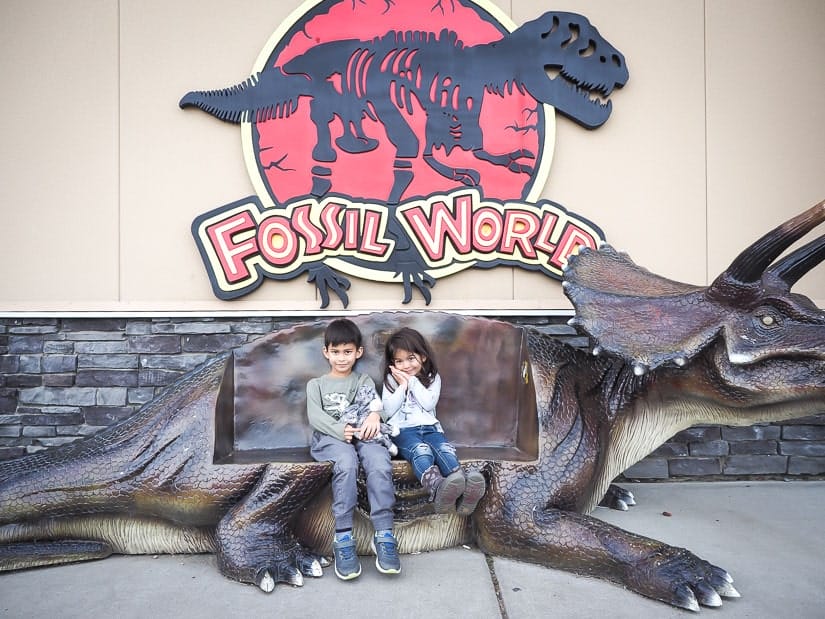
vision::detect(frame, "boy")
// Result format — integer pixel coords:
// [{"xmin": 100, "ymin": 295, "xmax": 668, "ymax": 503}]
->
[{"xmin": 306, "ymin": 318, "xmax": 401, "ymax": 580}]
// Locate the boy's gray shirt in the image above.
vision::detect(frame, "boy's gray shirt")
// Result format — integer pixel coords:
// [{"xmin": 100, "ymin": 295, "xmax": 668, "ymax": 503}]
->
[{"xmin": 306, "ymin": 372, "xmax": 386, "ymax": 440}]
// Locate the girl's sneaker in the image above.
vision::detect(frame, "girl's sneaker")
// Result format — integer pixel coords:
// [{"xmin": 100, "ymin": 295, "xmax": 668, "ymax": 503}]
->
[{"xmin": 433, "ymin": 470, "xmax": 465, "ymax": 514}]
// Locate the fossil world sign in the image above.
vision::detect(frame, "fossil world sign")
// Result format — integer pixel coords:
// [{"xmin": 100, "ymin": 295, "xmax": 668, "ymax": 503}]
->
[{"xmin": 180, "ymin": 0, "xmax": 628, "ymax": 306}]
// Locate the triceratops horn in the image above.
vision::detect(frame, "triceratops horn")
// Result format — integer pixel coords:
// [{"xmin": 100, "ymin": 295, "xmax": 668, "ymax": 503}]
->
[
  {"xmin": 710, "ymin": 200, "xmax": 825, "ymax": 298},
  {"xmin": 767, "ymin": 233, "xmax": 825, "ymax": 288}
]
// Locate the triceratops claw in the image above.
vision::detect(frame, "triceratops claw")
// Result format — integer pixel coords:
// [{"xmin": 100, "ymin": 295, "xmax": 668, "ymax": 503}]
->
[
  {"xmin": 258, "ymin": 570, "xmax": 276, "ymax": 593},
  {"xmin": 598, "ymin": 484, "xmax": 635, "ymax": 510},
  {"xmin": 300, "ymin": 557, "xmax": 325, "ymax": 577},
  {"xmin": 694, "ymin": 581, "xmax": 723, "ymax": 607},
  {"xmin": 717, "ymin": 581, "xmax": 740, "ymax": 598},
  {"xmin": 258, "ymin": 565, "xmax": 304, "ymax": 591},
  {"xmin": 673, "ymin": 584, "xmax": 700, "ymax": 612}
]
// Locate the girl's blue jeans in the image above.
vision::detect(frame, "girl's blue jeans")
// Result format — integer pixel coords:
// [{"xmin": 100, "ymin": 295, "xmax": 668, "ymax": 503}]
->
[{"xmin": 394, "ymin": 425, "xmax": 460, "ymax": 480}]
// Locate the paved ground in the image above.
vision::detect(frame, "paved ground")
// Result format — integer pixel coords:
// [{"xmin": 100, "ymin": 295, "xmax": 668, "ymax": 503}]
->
[{"xmin": 1, "ymin": 481, "xmax": 824, "ymax": 618}]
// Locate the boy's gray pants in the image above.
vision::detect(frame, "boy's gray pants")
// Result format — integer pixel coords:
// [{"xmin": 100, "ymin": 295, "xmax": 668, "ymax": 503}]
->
[{"xmin": 310, "ymin": 431, "xmax": 395, "ymax": 533}]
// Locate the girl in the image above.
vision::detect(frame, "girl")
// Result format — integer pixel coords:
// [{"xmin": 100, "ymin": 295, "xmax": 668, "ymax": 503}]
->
[{"xmin": 381, "ymin": 327, "xmax": 486, "ymax": 515}]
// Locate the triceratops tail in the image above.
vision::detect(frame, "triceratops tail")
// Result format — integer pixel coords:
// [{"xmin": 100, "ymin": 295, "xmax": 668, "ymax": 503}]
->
[
  {"xmin": 179, "ymin": 72, "xmax": 300, "ymax": 124},
  {"xmin": 0, "ymin": 539, "xmax": 112, "ymax": 571}
]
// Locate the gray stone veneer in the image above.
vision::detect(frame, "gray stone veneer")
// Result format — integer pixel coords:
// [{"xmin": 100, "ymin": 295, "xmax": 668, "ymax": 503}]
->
[{"xmin": 1, "ymin": 316, "xmax": 823, "ymax": 480}]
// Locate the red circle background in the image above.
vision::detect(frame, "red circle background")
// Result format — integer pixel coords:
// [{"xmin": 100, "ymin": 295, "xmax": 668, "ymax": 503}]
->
[{"xmin": 252, "ymin": 0, "xmax": 543, "ymax": 206}]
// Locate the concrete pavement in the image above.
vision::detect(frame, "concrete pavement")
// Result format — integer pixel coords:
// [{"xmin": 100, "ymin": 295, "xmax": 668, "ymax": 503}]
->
[{"xmin": 1, "ymin": 481, "xmax": 824, "ymax": 618}]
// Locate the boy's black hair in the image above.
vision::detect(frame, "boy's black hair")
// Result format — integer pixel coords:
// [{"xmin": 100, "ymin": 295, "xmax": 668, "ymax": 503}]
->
[{"xmin": 324, "ymin": 318, "xmax": 363, "ymax": 348}]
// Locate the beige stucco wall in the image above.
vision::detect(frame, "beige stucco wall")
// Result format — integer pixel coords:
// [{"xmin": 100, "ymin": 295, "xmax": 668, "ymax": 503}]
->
[{"xmin": 1, "ymin": 0, "xmax": 823, "ymax": 313}]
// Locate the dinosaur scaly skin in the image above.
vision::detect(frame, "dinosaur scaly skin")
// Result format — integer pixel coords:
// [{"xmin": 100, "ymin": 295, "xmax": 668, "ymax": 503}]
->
[{"xmin": 2, "ymin": 202, "xmax": 824, "ymax": 611}]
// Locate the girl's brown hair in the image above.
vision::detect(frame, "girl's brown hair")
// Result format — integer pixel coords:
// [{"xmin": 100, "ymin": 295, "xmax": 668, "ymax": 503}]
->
[{"xmin": 382, "ymin": 327, "xmax": 439, "ymax": 391}]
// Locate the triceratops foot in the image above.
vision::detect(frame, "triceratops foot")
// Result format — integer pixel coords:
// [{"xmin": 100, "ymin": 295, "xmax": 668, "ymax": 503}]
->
[
  {"xmin": 215, "ymin": 462, "xmax": 334, "ymax": 592},
  {"xmin": 307, "ymin": 265, "xmax": 351, "ymax": 308},
  {"xmin": 218, "ymin": 530, "xmax": 331, "ymax": 593},
  {"xmin": 629, "ymin": 547, "xmax": 739, "ymax": 611},
  {"xmin": 598, "ymin": 483, "xmax": 636, "ymax": 511},
  {"xmin": 252, "ymin": 544, "xmax": 330, "ymax": 593}
]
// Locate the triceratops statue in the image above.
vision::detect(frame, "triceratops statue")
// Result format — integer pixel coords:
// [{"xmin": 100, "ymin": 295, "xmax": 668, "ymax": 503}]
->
[{"xmin": 1, "ymin": 201, "xmax": 824, "ymax": 612}]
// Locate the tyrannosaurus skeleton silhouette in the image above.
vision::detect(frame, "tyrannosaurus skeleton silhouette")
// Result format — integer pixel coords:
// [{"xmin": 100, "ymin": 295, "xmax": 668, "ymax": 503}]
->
[{"xmin": 181, "ymin": 11, "xmax": 627, "ymax": 204}]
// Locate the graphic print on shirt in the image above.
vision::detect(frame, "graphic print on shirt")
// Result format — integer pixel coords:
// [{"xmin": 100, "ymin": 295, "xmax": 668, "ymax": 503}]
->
[
  {"xmin": 324, "ymin": 391, "xmax": 350, "ymax": 419},
  {"xmin": 400, "ymin": 389, "xmax": 422, "ymax": 420}
]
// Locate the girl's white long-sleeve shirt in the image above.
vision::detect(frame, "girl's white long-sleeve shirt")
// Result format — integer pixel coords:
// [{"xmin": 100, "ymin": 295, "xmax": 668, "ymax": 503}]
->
[{"xmin": 382, "ymin": 373, "xmax": 442, "ymax": 430}]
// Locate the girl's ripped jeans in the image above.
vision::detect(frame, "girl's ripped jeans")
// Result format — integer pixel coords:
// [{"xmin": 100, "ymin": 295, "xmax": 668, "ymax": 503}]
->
[{"xmin": 393, "ymin": 424, "xmax": 460, "ymax": 479}]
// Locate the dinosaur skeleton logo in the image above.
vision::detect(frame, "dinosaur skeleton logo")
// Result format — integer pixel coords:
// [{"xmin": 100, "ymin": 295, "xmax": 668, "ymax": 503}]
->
[{"xmin": 181, "ymin": 0, "xmax": 628, "ymax": 307}]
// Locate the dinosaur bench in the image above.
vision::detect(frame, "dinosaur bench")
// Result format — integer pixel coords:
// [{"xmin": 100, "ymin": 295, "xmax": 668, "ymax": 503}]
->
[
  {"xmin": 212, "ymin": 312, "xmax": 538, "ymax": 464},
  {"xmin": 3, "ymin": 204, "xmax": 824, "ymax": 610}
]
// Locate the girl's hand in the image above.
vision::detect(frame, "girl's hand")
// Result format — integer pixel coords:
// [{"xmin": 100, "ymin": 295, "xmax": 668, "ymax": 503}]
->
[
  {"xmin": 358, "ymin": 412, "xmax": 381, "ymax": 440},
  {"xmin": 390, "ymin": 366, "xmax": 409, "ymax": 389}
]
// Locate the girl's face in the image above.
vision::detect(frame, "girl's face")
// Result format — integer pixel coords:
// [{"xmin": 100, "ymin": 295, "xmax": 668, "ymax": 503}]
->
[{"xmin": 391, "ymin": 348, "xmax": 426, "ymax": 377}]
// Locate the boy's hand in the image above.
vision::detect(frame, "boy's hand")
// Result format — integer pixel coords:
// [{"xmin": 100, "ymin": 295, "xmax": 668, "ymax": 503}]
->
[
  {"xmin": 344, "ymin": 424, "xmax": 358, "ymax": 443},
  {"xmin": 358, "ymin": 412, "xmax": 381, "ymax": 440}
]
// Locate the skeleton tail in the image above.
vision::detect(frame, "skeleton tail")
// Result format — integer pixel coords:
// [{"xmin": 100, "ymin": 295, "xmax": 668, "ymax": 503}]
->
[{"xmin": 179, "ymin": 72, "xmax": 302, "ymax": 124}]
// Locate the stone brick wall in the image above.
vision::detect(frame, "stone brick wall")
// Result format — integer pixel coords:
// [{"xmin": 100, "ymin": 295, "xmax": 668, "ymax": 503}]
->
[
  {"xmin": 0, "ymin": 317, "xmax": 283, "ymax": 460},
  {"xmin": 621, "ymin": 421, "xmax": 825, "ymax": 480},
  {"xmin": 1, "ymin": 316, "xmax": 824, "ymax": 479}
]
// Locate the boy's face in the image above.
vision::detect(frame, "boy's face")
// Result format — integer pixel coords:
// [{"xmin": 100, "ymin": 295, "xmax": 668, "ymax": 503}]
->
[{"xmin": 323, "ymin": 341, "xmax": 364, "ymax": 377}]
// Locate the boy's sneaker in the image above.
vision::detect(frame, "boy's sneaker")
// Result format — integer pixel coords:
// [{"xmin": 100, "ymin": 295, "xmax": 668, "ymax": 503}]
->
[
  {"xmin": 371, "ymin": 530, "xmax": 401, "ymax": 575},
  {"xmin": 332, "ymin": 534, "xmax": 361, "ymax": 580},
  {"xmin": 456, "ymin": 471, "xmax": 487, "ymax": 516}
]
